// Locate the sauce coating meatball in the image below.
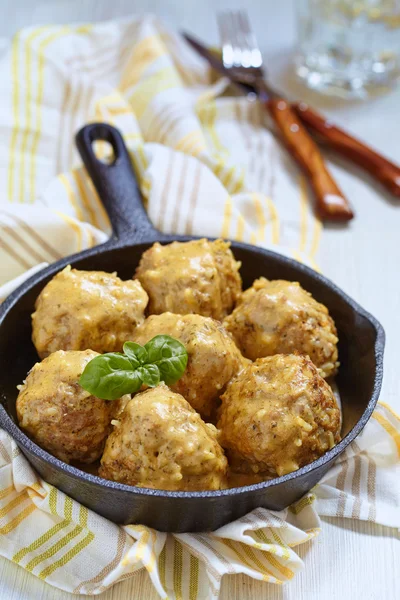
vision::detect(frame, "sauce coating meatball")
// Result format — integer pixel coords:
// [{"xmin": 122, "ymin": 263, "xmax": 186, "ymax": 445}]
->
[
  {"xmin": 135, "ymin": 239, "xmax": 241, "ymax": 319},
  {"xmin": 218, "ymin": 354, "xmax": 341, "ymax": 477},
  {"xmin": 16, "ymin": 350, "xmax": 116, "ymax": 464},
  {"xmin": 32, "ymin": 266, "xmax": 148, "ymax": 358},
  {"xmin": 133, "ymin": 313, "xmax": 246, "ymax": 419},
  {"xmin": 99, "ymin": 384, "xmax": 228, "ymax": 491},
  {"xmin": 224, "ymin": 278, "xmax": 339, "ymax": 378}
]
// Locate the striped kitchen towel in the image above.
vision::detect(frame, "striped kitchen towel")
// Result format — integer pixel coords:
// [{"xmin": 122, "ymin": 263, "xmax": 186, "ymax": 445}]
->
[{"xmin": 0, "ymin": 15, "xmax": 399, "ymax": 600}]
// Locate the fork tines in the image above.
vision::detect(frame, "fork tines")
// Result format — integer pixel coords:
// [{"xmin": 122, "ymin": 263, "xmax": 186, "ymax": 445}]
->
[{"xmin": 217, "ymin": 9, "xmax": 262, "ymax": 69}]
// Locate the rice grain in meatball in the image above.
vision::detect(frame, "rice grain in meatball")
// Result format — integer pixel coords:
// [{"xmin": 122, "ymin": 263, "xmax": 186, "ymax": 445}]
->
[
  {"xmin": 135, "ymin": 239, "xmax": 241, "ymax": 319},
  {"xmin": 16, "ymin": 350, "xmax": 116, "ymax": 464},
  {"xmin": 224, "ymin": 278, "xmax": 339, "ymax": 378},
  {"xmin": 32, "ymin": 266, "xmax": 148, "ymax": 358},
  {"xmin": 99, "ymin": 384, "xmax": 228, "ymax": 491},
  {"xmin": 133, "ymin": 313, "xmax": 246, "ymax": 418},
  {"xmin": 218, "ymin": 354, "xmax": 341, "ymax": 477}
]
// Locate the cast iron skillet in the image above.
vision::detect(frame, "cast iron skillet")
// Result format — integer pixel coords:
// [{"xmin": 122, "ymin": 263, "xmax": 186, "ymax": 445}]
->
[{"xmin": 0, "ymin": 123, "xmax": 385, "ymax": 532}]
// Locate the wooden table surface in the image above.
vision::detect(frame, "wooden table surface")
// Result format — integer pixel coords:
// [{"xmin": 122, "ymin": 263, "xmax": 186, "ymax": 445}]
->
[{"xmin": 0, "ymin": 1, "xmax": 399, "ymax": 599}]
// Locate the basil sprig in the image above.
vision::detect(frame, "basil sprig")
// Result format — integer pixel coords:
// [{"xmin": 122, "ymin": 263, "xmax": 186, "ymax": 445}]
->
[{"xmin": 79, "ymin": 335, "xmax": 188, "ymax": 400}]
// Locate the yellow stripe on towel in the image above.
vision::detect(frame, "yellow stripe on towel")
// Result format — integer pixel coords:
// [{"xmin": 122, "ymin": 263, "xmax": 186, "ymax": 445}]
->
[{"xmin": 373, "ymin": 412, "xmax": 400, "ymax": 456}]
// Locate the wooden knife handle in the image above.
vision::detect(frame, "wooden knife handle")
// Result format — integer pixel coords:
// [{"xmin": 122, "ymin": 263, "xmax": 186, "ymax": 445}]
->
[
  {"xmin": 266, "ymin": 98, "xmax": 354, "ymax": 221},
  {"xmin": 293, "ymin": 102, "xmax": 400, "ymax": 198}
]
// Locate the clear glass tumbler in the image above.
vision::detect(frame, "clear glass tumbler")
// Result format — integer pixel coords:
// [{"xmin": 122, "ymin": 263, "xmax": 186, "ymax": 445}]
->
[{"xmin": 295, "ymin": 0, "xmax": 400, "ymax": 97}]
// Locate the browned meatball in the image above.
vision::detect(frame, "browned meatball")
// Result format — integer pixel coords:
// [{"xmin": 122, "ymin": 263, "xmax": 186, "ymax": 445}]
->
[
  {"xmin": 218, "ymin": 354, "xmax": 341, "ymax": 477},
  {"xmin": 224, "ymin": 278, "xmax": 339, "ymax": 378},
  {"xmin": 32, "ymin": 266, "xmax": 148, "ymax": 358},
  {"xmin": 16, "ymin": 350, "xmax": 117, "ymax": 464},
  {"xmin": 133, "ymin": 313, "xmax": 246, "ymax": 419},
  {"xmin": 135, "ymin": 239, "xmax": 241, "ymax": 319},
  {"xmin": 99, "ymin": 384, "xmax": 228, "ymax": 491}
]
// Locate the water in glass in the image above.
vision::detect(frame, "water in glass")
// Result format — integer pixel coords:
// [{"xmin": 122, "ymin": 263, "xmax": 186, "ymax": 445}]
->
[{"xmin": 295, "ymin": 0, "xmax": 400, "ymax": 97}]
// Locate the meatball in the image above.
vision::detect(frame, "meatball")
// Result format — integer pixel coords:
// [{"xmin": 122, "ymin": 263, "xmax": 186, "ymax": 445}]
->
[
  {"xmin": 135, "ymin": 239, "xmax": 241, "ymax": 319},
  {"xmin": 218, "ymin": 354, "xmax": 341, "ymax": 477},
  {"xmin": 32, "ymin": 266, "xmax": 148, "ymax": 358},
  {"xmin": 16, "ymin": 350, "xmax": 116, "ymax": 464},
  {"xmin": 133, "ymin": 313, "xmax": 246, "ymax": 418},
  {"xmin": 99, "ymin": 384, "xmax": 228, "ymax": 491},
  {"xmin": 224, "ymin": 278, "xmax": 339, "ymax": 378}
]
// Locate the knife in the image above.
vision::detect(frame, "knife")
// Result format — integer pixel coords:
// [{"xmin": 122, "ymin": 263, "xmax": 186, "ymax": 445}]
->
[
  {"xmin": 183, "ymin": 32, "xmax": 353, "ymax": 222},
  {"xmin": 183, "ymin": 32, "xmax": 400, "ymax": 208}
]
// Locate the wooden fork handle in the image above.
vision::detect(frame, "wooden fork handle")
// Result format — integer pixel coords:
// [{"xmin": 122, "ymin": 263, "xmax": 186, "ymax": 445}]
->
[
  {"xmin": 266, "ymin": 98, "xmax": 354, "ymax": 222},
  {"xmin": 292, "ymin": 102, "xmax": 400, "ymax": 198}
]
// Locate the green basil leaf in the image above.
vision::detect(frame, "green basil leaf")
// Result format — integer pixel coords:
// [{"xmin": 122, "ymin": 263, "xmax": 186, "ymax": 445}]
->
[
  {"xmin": 79, "ymin": 353, "xmax": 142, "ymax": 400},
  {"xmin": 79, "ymin": 335, "xmax": 188, "ymax": 401},
  {"xmin": 137, "ymin": 364, "xmax": 160, "ymax": 388},
  {"xmin": 123, "ymin": 341, "xmax": 148, "ymax": 367},
  {"xmin": 144, "ymin": 334, "xmax": 188, "ymax": 385}
]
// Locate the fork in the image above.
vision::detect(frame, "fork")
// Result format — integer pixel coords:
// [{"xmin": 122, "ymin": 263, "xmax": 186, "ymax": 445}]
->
[{"xmin": 217, "ymin": 10, "xmax": 354, "ymax": 221}]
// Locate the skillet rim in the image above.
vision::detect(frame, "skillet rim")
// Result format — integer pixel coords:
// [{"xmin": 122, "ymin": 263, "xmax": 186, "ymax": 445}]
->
[{"xmin": 0, "ymin": 236, "xmax": 385, "ymax": 500}]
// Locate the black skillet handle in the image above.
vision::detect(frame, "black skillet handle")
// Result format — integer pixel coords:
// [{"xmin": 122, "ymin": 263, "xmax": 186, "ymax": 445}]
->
[{"xmin": 75, "ymin": 123, "xmax": 159, "ymax": 243}]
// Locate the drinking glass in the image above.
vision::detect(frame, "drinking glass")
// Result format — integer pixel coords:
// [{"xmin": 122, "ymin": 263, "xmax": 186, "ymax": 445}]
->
[{"xmin": 295, "ymin": 0, "xmax": 400, "ymax": 97}]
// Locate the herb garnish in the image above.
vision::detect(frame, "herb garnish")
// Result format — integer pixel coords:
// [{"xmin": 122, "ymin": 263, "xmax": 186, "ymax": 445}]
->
[{"xmin": 79, "ymin": 335, "xmax": 188, "ymax": 400}]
